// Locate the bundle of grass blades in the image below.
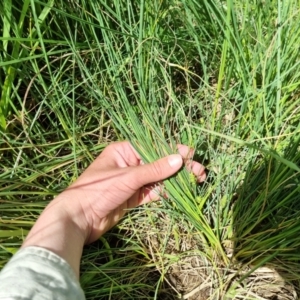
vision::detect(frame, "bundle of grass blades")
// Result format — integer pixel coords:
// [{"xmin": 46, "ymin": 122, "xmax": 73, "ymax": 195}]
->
[
  {"xmin": 68, "ymin": 0, "xmax": 229, "ymax": 266},
  {"xmin": 69, "ymin": 0, "xmax": 300, "ymax": 296},
  {"xmin": 2, "ymin": 0, "xmax": 300, "ymax": 299},
  {"xmin": 233, "ymin": 138, "xmax": 300, "ymax": 277}
]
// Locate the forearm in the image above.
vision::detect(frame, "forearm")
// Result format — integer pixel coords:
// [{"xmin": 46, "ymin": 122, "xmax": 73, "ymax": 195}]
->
[{"xmin": 22, "ymin": 195, "xmax": 87, "ymax": 278}]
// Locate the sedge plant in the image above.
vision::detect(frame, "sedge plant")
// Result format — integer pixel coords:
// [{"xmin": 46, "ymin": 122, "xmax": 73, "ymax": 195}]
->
[{"xmin": 2, "ymin": 0, "xmax": 300, "ymax": 299}]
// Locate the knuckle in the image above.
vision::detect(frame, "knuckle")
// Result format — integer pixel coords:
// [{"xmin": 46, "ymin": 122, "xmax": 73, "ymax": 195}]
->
[{"xmin": 150, "ymin": 161, "xmax": 164, "ymax": 178}]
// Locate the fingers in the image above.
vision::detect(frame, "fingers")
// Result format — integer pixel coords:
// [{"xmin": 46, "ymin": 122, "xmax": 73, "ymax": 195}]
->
[
  {"xmin": 99, "ymin": 141, "xmax": 142, "ymax": 167},
  {"xmin": 176, "ymin": 144, "xmax": 206, "ymax": 182},
  {"xmin": 177, "ymin": 144, "xmax": 195, "ymax": 159},
  {"xmin": 129, "ymin": 154, "xmax": 183, "ymax": 188},
  {"xmin": 100, "ymin": 142, "xmax": 205, "ymax": 182},
  {"xmin": 186, "ymin": 160, "xmax": 206, "ymax": 182},
  {"xmin": 100, "ymin": 141, "xmax": 205, "ymax": 187},
  {"xmin": 138, "ymin": 184, "xmax": 163, "ymax": 205}
]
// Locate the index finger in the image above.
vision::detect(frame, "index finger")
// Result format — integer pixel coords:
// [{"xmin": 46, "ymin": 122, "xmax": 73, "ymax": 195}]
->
[
  {"xmin": 99, "ymin": 141, "xmax": 142, "ymax": 168},
  {"xmin": 176, "ymin": 144, "xmax": 195, "ymax": 159}
]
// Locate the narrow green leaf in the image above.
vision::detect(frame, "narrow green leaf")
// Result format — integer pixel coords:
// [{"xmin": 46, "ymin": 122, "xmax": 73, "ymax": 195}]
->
[{"xmin": 2, "ymin": 0, "xmax": 12, "ymax": 52}]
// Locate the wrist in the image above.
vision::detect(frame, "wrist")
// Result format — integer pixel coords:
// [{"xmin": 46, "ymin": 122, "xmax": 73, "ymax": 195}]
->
[
  {"xmin": 58, "ymin": 187, "xmax": 114, "ymax": 244},
  {"xmin": 55, "ymin": 189, "xmax": 94, "ymax": 243},
  {"xmin": 52, "ymin": 192, "xmax": 91, "ymax": 242},
  {"xmin": 22, "ymin": 196, "xmax": 87, "ymax": 277}
]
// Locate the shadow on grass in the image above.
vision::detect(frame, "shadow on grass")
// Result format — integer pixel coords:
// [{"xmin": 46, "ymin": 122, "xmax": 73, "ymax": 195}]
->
[
  {"xmin": 232, "ymin": 138, "xmax": 300, "ymax": 294},
  {"xmin": 81, "ymin": 228, "xmax": 177, "ymax": 300}
]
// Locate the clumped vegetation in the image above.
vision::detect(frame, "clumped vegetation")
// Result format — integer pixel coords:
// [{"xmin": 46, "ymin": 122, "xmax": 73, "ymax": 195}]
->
[{"xmin": 1, "ymin": 0, "xmax": 300, "ymax": 299}]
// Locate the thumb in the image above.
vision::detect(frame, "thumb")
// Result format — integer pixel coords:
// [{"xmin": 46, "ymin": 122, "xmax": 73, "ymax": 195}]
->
[{"xmin": 130, "ymin": 154, "xmax": 183, "ymax": 188}]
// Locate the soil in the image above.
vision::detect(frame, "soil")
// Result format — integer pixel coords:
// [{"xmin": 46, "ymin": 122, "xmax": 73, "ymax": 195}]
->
[{"xmin": 165, "ymin": 259, "xmax": 297, "ymax": 300}]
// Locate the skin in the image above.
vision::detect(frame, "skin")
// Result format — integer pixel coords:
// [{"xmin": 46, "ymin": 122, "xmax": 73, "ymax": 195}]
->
[{"xmin": 22, "ymin": 141, "xmax": 206, "ymax": 278}]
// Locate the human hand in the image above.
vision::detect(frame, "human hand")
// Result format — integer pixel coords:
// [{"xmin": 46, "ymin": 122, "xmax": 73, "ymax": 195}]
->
[
  {"xmin": 22, "ymin": 141, "xmax": 206, "ymax": 277},
  {"xmin": 59, "ymin": 141, "xmax": 206, "ymax": 244}
]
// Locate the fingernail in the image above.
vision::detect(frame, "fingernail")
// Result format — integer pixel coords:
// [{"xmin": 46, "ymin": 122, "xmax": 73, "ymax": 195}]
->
[{"xmin": 168, "ymin": 154, "xmax": 183, "ymax": 168}]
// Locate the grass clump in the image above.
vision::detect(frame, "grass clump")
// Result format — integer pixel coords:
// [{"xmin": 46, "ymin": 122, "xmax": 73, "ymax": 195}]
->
[{"xmin": 1, "ymin": 0, "xmax": 300, "ymax": 299}]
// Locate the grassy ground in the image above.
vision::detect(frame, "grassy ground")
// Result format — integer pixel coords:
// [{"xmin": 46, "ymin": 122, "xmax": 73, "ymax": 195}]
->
[{"xmin": 1, "ymin": 0, "xmax": 300, "ymax": 299}]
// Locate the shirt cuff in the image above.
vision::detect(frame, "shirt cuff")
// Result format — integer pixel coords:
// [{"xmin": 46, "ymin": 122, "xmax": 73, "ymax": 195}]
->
[{"xmin": 0, "ymin": 246, "xmax": 85, "ymax": 300}]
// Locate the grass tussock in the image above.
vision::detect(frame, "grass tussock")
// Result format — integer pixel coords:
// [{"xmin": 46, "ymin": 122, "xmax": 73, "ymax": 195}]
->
[{"xmin": 1, "ymin": 0, "xmax": 300, "ymax": 299}]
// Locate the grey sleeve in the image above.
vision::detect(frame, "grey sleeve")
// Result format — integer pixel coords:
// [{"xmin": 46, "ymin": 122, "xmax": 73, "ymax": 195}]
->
[{"xmin": 0, "ymin": 246, "xmax": 85, "ymax": 300}]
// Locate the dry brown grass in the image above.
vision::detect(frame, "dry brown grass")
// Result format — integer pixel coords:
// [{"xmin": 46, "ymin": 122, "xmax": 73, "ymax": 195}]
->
[{"xmin": 121, "ymin": 205, "xmax": 298, "ymax": 300}]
